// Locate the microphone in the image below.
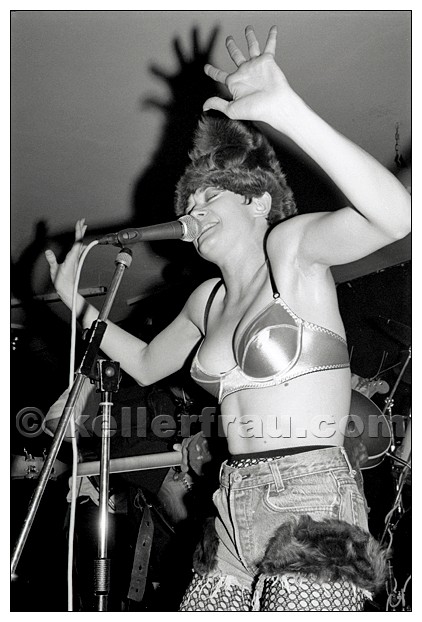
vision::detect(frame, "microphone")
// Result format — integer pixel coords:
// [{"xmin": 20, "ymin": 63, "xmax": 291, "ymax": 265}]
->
[{"xmin": 98, "ymin": 215, "xmax": 201, "ymax": 246}]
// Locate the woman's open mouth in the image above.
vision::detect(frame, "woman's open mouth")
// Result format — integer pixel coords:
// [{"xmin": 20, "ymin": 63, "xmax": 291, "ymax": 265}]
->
[{"xmin": 199, "ymin": 222, "xmax": 219, "ymax": 240}]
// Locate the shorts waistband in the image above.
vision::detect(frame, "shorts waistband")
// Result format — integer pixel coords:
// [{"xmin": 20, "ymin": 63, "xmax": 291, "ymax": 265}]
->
[
  {"xmin": 220, "ymin": 446, "xmax": 355, "ymax": 489},
  {"xmin": 227, "ymin": 445, "xmax": 332, "ymax": 467}
]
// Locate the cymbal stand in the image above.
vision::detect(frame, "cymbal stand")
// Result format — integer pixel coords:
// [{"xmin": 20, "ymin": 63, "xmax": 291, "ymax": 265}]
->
[{"xmin": 11, "ymin": 247, "xmax": 133, "ymax": 593}]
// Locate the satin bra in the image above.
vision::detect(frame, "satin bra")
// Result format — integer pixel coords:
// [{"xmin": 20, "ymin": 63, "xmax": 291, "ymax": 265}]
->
[{"xmin": 190, "ymin": 277, "xmax": 350, "ymax": 404}]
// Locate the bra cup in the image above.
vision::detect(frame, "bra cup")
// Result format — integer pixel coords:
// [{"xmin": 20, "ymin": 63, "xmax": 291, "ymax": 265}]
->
[
  {"xmin": 237, "ymin": 301, "xmax": 297, "ymax": 356},
  {"xmin": 190, "ymin": 295, "xmax": 350, "ymax": 404},
  {"xmin": 241, "ymin": 325, "xmax": 300, "ymax": 378},
  {"xmin": 299, "ymin": 326, "xmax": 349, "ymax": 369},
  {"xmin": 190, "ymin": 358, "xmax": 221, "ymax": 400}
]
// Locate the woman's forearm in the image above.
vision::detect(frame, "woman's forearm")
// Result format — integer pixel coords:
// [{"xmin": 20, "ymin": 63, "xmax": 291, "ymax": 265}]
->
[
  {"xmin": 268, "ymin": 91, "xmax": 410, "ymax": 240},
  {"xmin": 70, "ymin": 292, "xmax": 149, "ymax": 385}
]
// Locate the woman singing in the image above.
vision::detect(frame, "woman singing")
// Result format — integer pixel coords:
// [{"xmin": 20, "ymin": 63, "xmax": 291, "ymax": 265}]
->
[{"xmin": 45, "ymin": 26, "xmax": 410, "ymax": 611}]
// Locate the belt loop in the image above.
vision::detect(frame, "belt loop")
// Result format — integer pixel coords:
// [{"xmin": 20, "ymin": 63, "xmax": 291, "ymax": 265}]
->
[
  {"xmin": 219, "ymin": 460, "xmax": 226, "ymax": 484},
  {"xmin": 340, "ymin": 446, "xmax": 356, "ymax": 476},
  {"xmin": 269, "ymin": 461, "xmax": 284, "ymax": 492}
]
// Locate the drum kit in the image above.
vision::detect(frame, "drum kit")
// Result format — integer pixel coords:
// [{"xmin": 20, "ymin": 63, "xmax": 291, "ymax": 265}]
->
[{"xmin": 347, "ymin": 316, "xmax": 411, "ymax": 469}]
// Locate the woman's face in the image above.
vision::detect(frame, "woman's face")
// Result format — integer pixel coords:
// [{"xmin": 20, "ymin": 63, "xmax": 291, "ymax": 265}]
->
[{"xmin": 186, "ymin": 187, "xmax": 254, "ymax": 256}]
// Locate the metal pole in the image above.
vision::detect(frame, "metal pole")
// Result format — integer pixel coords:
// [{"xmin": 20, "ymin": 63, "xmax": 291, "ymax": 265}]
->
[{"xmin": 11, "ymin": 248, "xmax": 132, "ymax": 580}]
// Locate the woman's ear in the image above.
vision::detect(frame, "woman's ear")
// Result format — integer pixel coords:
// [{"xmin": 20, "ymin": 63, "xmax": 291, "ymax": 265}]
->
[{"xmin": 252, "ymin": 192, "xmax": 272, "ymax": 218}]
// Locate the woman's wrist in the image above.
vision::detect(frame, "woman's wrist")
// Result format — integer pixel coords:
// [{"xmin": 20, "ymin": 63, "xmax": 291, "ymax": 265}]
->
[
  {"xmin": 262, "ymin": 89, "xmax": 308, "ymax": 136},
  {"xmin": 59, "ymin": 289, "xmax": 94, "ymax": 329},
  {"xmin": 77, "ymin": 298, "xmax": 91, "ymax": 329}
]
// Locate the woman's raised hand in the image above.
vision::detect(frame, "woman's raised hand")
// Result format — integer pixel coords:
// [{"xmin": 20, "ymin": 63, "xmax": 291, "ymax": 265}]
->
[
  {"xmin": 45, "ymin": 218, "xmax": 87, "ymax": 307},
  {"xmin": 203, "ymin": 25, "xmax": 293, "ymax": 123}
]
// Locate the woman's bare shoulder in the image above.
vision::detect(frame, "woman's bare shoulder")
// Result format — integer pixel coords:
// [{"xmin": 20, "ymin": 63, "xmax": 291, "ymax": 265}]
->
[{"xmin": 185, "ymin": 277, "xmax": 224, "ymax": 330}]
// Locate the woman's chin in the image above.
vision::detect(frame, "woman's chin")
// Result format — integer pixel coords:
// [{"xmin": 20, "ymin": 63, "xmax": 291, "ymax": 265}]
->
[{"xmin": 196, "ymin": 233, "xmax": 219, "ymax": 257}]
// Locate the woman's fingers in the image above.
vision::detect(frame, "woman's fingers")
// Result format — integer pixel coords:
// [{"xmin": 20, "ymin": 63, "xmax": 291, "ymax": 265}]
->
[
  {"xmin": 204, "ymin": 63, "xmax": 229, "ymax": 85},
  {"xmin": 245, "ymin": 25, "xmax": 260, "ymax": 57},
  {"xmin": 75, "ymin": 218, "xmax": 87, "ymax": 243},
  {"xmin": 44, "ymin": 219, "xmax": 88, "ymax": 287},
  {"xmin": 263, "ymin": 25, "xmax": 277, "ymax": 56},
  {"xmin": 44, "ymin": 249, "xmax": 58, "ymax": 279},
  {"xmin": 225, "ymin": 35, "xmax": 246, "ymax": 66},
  {"xmin": 204, "ymin": 26, "xmax": 278, "ymax": 91},
  {"xmin": 202, "ymin": 96, "xmax": 231, "ymax": 115},
  {"xmin": 180, "ymin": 438, "xmax": 190, "ymax": 473}
]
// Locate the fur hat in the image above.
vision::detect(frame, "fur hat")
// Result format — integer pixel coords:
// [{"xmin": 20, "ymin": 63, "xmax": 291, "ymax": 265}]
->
[{"xmin": 174, "ymin": 114, "xmax": 297, "ymax": 225}]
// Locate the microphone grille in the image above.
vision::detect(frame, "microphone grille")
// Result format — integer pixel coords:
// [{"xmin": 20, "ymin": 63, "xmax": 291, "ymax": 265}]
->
[{"xmin": 179, "ymin": 215, "xmax": 201, "ymax": 242}]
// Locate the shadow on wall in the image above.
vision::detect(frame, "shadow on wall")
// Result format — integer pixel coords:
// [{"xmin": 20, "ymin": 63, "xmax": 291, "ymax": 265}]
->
[{"xmin": 10, "ymin": 25, "xmax": 230, "ymax": 458}]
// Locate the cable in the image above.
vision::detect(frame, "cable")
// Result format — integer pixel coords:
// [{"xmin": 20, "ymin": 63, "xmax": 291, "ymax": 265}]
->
[
  {"xmin": 401, "ymin": 575, "xmax": 412, "ymax": 610},
  {"xmin": 66, "ymin": 239, "xmax": 99, "ymax": 611}
]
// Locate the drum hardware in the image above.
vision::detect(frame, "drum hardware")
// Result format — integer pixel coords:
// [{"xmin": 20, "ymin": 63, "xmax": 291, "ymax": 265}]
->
[
  {"xmin": 347, "ymin": 389, "xmax": 392, "ymax": 470},
  {"xmin": 347, "ymin": 341, "xmax": 411, "ymax": 471}
]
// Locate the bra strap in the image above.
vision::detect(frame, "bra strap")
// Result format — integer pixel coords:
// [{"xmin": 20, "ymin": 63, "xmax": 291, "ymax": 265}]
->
[
  {"xmin": 267, "ymin": 258, "xmax": 281, "ymax": 299},
  {"xmin": 203, "ymin": 280, "xmax": 223, "ymax": 333}
]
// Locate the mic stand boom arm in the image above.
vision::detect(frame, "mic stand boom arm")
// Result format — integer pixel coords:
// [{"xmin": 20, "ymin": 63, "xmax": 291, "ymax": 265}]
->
[{"xmin": 11, "ymin": 247, "xmax": 133, "ymax": 582}]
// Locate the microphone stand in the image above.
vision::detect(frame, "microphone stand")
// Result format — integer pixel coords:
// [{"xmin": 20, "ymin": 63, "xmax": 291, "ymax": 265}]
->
[
  {"xmin": 11, "ymin": 247, "xmax": 133, "ymax": 607},
  {"xmin": 94, "ymin": 358, "xmax": 122, "ymax": 611}
]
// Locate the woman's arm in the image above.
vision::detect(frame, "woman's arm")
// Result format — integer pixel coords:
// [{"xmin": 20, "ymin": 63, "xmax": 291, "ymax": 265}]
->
[
  {"xmin": 203, "ymin": 26, "xmax": 411, "ymax": 266},
  {"xmin": 45, "ymin": 221, "xmax": 207, "ymax": 385}
]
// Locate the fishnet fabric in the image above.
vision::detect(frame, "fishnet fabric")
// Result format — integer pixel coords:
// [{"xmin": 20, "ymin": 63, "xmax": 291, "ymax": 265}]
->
[
  {"xmin": 179, "ymin": 572, "xmax": 252, "ymax": 611},
  {"xmin": 179, "ymin": 572, "xmax": 367, "ymax": 611},
  {"xmin": 256, "ymin": 574, "xmax": 367, "ymax": 611}
]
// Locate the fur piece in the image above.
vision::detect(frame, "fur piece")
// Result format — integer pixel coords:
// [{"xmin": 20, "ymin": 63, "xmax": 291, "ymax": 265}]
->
[
  {"xmin": 192, "ymin": 517, "xmax": 219, "ymax": 576},
  {"xmin": 258, "ymin": 515, "xmax": 388, "ymax": 594},
  {"xmin": 175, "ymin": 114, "xmax": 297, "ymax": 225}
]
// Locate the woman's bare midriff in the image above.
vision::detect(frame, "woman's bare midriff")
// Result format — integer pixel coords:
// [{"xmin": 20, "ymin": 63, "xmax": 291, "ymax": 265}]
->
[{"xmin": 219, "ymin": 367, "xmax": 352, "ymax": 455}]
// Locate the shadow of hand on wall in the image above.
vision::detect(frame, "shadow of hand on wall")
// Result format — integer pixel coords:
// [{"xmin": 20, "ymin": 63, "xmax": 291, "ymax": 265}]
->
[
  {"xmin": 42, "ymin": 26, "xmax": 221, "ymax": 298},
  {"xmin": 11, "ymin": 27, "xmax": 223, "ymax": 410},
  {"xmin": 143, "ymin": 26, "xmax": 219, "ymax": 125},
  {"xmin": 131, "ymin": 26, "xmax": 220, "ymax": 285}
]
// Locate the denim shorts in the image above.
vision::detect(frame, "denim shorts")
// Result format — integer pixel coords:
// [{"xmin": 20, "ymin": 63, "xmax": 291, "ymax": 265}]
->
[
  {"xmin": 180, "ymin": 446, "xmax": 387, "ymax": 611},
  {"xmin": 211, "ymin": 445, "xmax": 369, "ymax": 588}
]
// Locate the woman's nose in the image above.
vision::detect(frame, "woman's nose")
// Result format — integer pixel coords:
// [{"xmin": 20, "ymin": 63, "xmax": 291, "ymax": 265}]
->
[{"xmin": 190, "ymin": 207, "xmax": 208, "ymax": 219}]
